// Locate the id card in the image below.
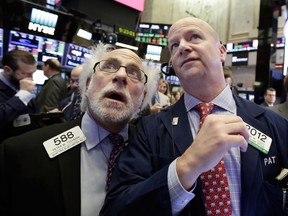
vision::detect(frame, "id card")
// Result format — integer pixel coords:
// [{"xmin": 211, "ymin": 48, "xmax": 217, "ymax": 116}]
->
[
  {"xmin": 246, "ymin": 123, "xmax": 272, "ymax": 154},
  {"xmin": 43, "ymin": 126, "xmax": 86, "ymax": 158}
]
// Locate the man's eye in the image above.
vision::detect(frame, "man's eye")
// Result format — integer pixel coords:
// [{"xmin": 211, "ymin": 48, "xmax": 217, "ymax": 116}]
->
[
  {"xmin": 103, "ymin": 62, "xmax": 116, "ymax": 70},
  {"xmin": 170, "ymin": 43, "xmax": 178, "ymax": 52},
  {"xmin": 191, "ymin": 34, "xmax": 200, "ymax": 41}
]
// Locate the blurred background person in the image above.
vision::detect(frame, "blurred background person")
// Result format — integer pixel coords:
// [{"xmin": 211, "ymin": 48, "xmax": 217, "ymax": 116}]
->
[
  {"xmin": 150, "ymin": 73, "xmax": 171, "ymax": 113},
  {"xmin": 0, "ymin": 50, "xmax": 38, "ymax": 143},
  {"xmin": 260, "ymin": 87, "xmax": 276, "ymax": 107},
  {"xmin": 171, "ymin": 90, "xmax": 182, "ymax": 104},
  {"xmin": 35, "ymin": 58, "xmax": 67, "ymax": 113},
  {"xmin": 50, "ymin": 64, "xmax": 83, "ymax": 121},
  {"xmin": 270, "ymin": 75, "xmax": 288, "ymax": 119},
  {"xmin": 158, "ymin": 79, "xmax": 172, "ymax": 103},
  {"xmin": 223, "ymin": 66, "xmax": 238, "ymax": 95}
]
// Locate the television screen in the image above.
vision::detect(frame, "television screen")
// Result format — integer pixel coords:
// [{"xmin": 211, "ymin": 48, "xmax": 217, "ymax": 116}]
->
[
  {"xmin": 64, "ymin": 43, "xmax": 91, "ymax": 68},
  {"xmin": 8, "ymin": 30, "xmax": 65, "ymax": 64},
  {"xmin": 145, "ymin": 44, "xmax": 162, "ymax": 61},
  {"xmin": 0, "ymin": 28, "xmax": 3, "ymax": 59},
  {"xmin": 135, "ymin": 23, "xmax": 171, "ymax": 46},
  {"xmin": 37, "ymin": 37, "xmax": 65, "ymax": 64},
  {"xmin": 8, "ymin": 30, "xmax": 40, "ymax": 61}
]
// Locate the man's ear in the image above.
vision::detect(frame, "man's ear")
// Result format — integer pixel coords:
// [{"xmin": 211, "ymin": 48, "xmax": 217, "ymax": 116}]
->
[
  {"xmin": 3, "ymin": 65, "xmax": 13, "ymax": 76},
  {"xmin": 219, "ymin": 44, "xmax": 227, "ymax": 64},
  {"xmin": 85, "ymin": 77, "xmax": 91, "ymax": 90}
]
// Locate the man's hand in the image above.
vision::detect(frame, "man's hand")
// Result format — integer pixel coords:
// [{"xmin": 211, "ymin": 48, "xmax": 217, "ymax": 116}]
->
[
  {"xmin": 176, "ymin": 114, "xmax": 249, "ymax": 190},
  {"xmin": 20, "ymin": 78, "xmax": 35, "ymax": 93}
]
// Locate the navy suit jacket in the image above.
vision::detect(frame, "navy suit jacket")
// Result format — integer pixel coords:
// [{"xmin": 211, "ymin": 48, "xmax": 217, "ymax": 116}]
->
[
  {"xmin": 102, "ymin": 96, "xmax": 288, "ymax": 216},
  {"xmin": 0, "ymin": 80, "xmax": 39, "ymax": 143}
]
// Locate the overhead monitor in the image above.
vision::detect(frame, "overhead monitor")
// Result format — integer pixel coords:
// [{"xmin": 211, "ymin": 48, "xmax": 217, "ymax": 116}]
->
[
  {"xmin": 8, "ymin": 30, "xmax": 65, "ymax": 64},
  {"xmin": 64, "ymin": 43, "xmax": 91, "ymax": 68},
  {"xmin": 135, "ymin": 23, "xmax": 171, "ymax": 46},
  {"xmin": 145, "ymin": 44, "xmax": 162, "ymax": 61},
  {"xmin": 8, "ymin": 30, "xmax": 40, "ymax": 61},
  {"xmin": 37, "ymin": 37, "xmax": 65, "ymax": 64}
]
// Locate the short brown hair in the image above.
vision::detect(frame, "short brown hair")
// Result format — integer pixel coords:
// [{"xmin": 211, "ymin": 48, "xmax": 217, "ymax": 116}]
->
[{"xmin": 2, "ymin": 50, "xmax": 36, "ymax": 71}]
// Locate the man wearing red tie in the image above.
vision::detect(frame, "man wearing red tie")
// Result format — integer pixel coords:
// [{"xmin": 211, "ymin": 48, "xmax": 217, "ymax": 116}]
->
[{"xmin": 102, "ymin": 17, "xmax": 288, "ymax": 216}]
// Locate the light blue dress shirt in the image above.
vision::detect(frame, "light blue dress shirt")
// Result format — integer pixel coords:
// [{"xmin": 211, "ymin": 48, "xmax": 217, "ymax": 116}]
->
[
  {"xmin": 80, "ymin": 112, "xmax": 128, "ymax": 216},
  {"xmin": 168, "ymin": 85, "xmax": 241, "ymax": 216}
]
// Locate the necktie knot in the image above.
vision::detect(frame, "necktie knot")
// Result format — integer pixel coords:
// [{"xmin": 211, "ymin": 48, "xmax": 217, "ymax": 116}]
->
[
  {"xmin": 194, "ymin": 103, "xmax": 214, "ymax": 128},
  {"xmin": 108, "ymin": 133, "xmax": 124, "ymax": 147}
]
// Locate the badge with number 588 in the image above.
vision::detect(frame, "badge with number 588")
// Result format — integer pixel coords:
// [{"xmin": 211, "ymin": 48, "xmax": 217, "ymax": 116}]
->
[{"xmin": 43, "ymin": 126, "xmax": 86, "ymax": 158}]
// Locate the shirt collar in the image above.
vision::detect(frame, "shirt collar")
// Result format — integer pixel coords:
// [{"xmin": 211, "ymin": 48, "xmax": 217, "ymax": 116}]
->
[
  {"xmin": 184, "ymin": 85, "xmax": 236, "ymax": 114},
  {"xmin": 81, "ymin": 112, "xmax": 129, "ymax": 151}
]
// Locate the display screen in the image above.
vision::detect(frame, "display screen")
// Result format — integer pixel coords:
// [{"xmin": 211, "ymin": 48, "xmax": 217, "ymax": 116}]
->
[
  {"xmin": 231, "ymin": 52, "xmax": 249, "ymax": 66},
  {"xmin": 8, "ymin": 30, "xmax": 65, "ymax": 64},
  {"xmin": 135, "ymin": 23, "xmax": 171, "ymax": 46},
  {"xmin": 8, "ymin": 30, "xmax": 40, "ymax": 60},
  {"xmin": 145, "ymin": 44, "xmax": 162, "ymax": 61},
  {"xmin": 37, "ymin": 37, "xmax": 65, "ymax": 63},
  {"xmin": 0, "ymin": 28, "xmax": 3, "ymax": 59},
  {"xmin": 64, "ymin": 43, "xmax": 91, "ymax": 68}
]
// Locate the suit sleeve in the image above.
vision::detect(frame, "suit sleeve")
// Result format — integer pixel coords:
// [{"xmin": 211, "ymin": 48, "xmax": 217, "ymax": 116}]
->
[
  {"xmin": 101, "ymin": 117, "xmax": 175, "ymax": 216},
  {"xmin": 0, "ymin": 95, "xmax": 29, "ymax": 128}
]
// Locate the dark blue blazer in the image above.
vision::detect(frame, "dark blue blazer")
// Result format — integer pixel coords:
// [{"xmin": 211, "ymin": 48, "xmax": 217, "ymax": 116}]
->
[{"xmin": 102, "ymin": 96, "xmax": 288, "ymax": 216}]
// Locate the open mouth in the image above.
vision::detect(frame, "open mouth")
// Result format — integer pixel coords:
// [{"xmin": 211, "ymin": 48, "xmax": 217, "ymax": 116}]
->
[{"xmin": 105, "ymin": 91, "xmax": 126, "ymax": 103}]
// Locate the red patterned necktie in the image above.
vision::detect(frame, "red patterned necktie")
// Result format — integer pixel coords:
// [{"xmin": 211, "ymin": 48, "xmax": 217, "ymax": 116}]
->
[
  {"xmin": 106, "ymin": 133, "xmax": 124, "ymax": 191},
  {"xmin": 194, "ymin": 103, "xmax": 232, "ymax": 216}
]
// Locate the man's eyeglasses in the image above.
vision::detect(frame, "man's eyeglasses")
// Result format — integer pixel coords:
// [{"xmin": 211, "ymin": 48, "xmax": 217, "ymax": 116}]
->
[
  {"xmin": 93, "ymin": 60, "xmax": 147, "ymax": 84},
  {"xmin": 69, "ymin": 78, "xmax": 79, "ymax": 84}
]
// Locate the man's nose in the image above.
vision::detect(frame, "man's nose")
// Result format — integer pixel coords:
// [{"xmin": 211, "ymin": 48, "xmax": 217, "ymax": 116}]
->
[
  {"xmin": 178, "ymin": 39, "xmax": 191, "ymax": 55},
  {"xmin": 113, "ymin": 67, "xmax": 128, "ymax": 83}
]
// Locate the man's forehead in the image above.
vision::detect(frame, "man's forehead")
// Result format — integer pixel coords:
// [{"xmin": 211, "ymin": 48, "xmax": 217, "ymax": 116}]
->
[
  {"xmin": 168, "ymin": 17, "xmax": 217, "ymax": 39},
  {"xmin": 102, "ymin": 49, "xmax": 141, "ymax": 63}
]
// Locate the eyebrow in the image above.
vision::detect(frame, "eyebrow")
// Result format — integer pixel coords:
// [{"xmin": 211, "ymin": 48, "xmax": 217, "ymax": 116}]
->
[{"xmin": 105, "ymin": 57, "xmax": 140, "ymax": 68}]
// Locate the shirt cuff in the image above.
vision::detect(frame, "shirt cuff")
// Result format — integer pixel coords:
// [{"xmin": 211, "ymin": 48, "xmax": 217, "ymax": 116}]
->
[
  {"xmin": 168, "ymin": 158, "xmax": 196, "ymax": 215},
  {"xmin": 15, "ymin": 90, "xmax": 34, "ymax": 105}
]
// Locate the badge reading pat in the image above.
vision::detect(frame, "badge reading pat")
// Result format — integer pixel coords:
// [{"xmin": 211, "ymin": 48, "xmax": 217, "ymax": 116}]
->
[
  {"xmin": 43, "ymin": 126, "xmax": 86, "ymax": 158},
  {"xmin": 246, "ymin": 123, "xmax": 272, "ymax": 154}
]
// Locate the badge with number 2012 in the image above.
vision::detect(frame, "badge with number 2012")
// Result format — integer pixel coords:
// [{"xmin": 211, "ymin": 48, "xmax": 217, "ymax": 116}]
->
[{"xmin": 246, "ymin": 123, "xmax": 272, "ymax": 154}]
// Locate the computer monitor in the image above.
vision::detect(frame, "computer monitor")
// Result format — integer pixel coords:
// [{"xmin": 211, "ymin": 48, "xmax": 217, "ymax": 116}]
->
[
  {"xmin": 64, "ymin": 43, "xmax": 91, "ymax": 68},
  {"xmin": 145, "ymin": 44, "xmax": 162, "ymax": 61},
  {"xmin": 8, "ymin": 30, "xmax": 65, "ymax": 64},
  {"xmin": 8, "ymin": 30, "xmax": 40, "ymax": 61},
  {"xmin": 37, "ymin": 37, "xmax": 65, "ymax": 64}
]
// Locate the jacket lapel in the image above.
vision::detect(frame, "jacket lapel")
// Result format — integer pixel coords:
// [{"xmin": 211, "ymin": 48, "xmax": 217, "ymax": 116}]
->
[
  {"xmin": 160, "ymin": 97, "xmax": 193, "ymax": 155},
  {"xmin": 57, "ymin": 119, "xmax": 82, "ymax": 216}
]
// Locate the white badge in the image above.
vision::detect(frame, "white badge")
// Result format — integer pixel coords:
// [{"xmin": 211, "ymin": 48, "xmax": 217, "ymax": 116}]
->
[
  {"xmin": 246, "ymin": 123, "xmax": 272, "ymax": 154},
  {"xmin": 13, "ymin": 114, "xmax": 31, "ymax": 127},
  {"xmin": 43, "ymin": 126, "xmax": 86, "ymax": 158},
  {"xmin": 172, "ymin": 117, "xmax": 179, "ymax": 126}
]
